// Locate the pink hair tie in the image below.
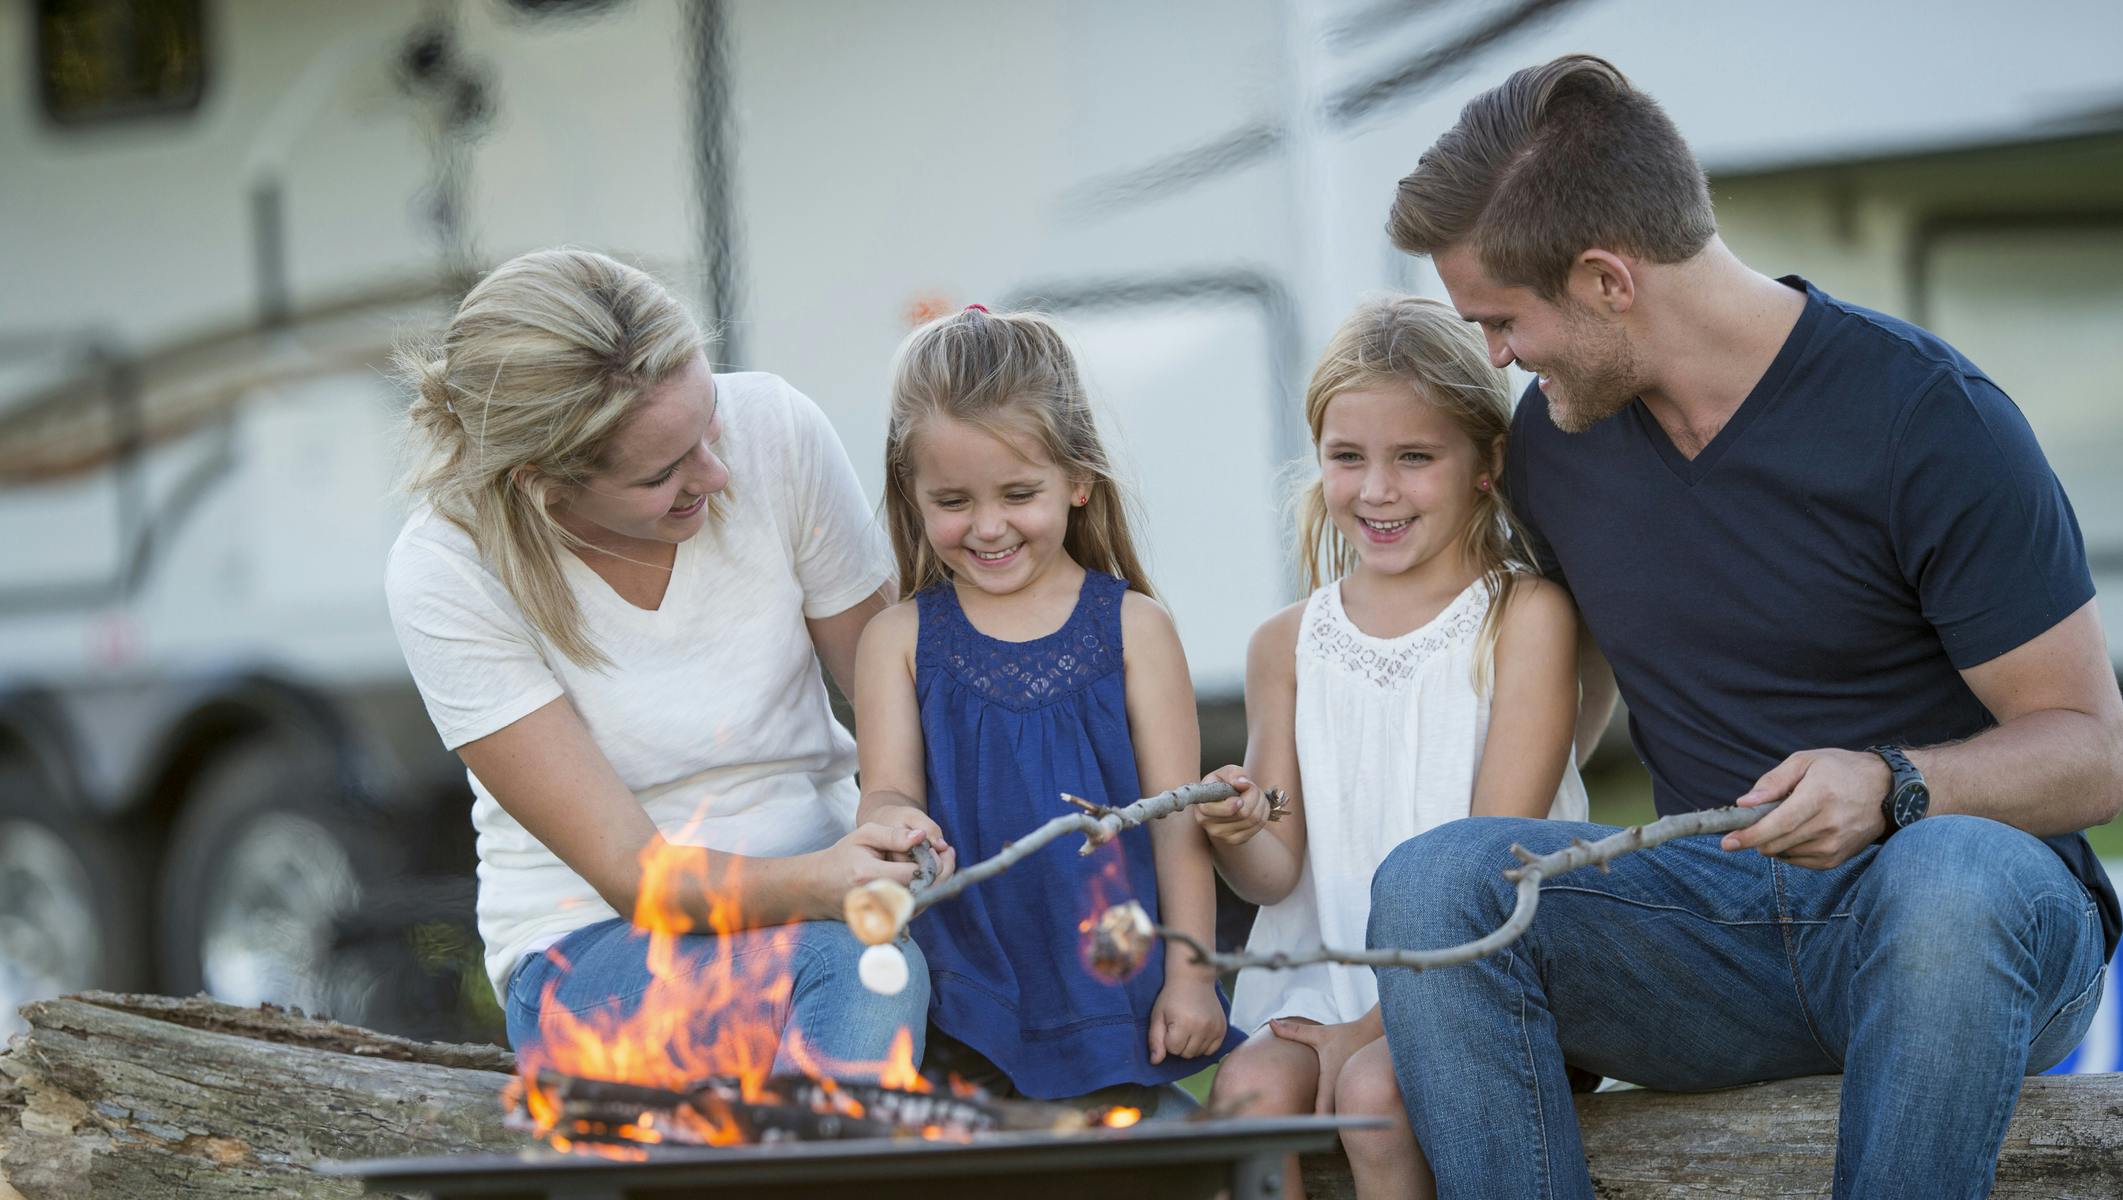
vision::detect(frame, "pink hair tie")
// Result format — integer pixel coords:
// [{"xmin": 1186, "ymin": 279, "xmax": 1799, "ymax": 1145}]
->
[{"xmin": 964, "ymin": 303, "xmax": 990, "ymax": 313}]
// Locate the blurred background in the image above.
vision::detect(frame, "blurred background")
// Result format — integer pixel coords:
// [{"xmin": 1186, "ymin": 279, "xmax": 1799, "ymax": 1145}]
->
[{"xmin": 2, "ymin": 0, "xmax": 2120, "ymax": 1073}]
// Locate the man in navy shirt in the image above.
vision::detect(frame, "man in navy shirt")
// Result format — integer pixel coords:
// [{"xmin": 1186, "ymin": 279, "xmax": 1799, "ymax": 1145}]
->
[{"xmin": 1368, "ymin": 54, "xmax": 2123, "ymax": 1198}]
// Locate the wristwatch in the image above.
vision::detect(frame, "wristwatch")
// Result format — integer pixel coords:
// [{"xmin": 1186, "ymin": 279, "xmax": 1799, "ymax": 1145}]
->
[{"xmin": 1867, "ymin": 745, "xmax": 1930, "ymax": 835}]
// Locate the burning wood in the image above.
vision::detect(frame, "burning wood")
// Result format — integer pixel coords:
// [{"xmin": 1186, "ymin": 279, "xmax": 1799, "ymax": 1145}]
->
[{"xmin": 509, "ymin": 1068, "xmax": 1126, "ymax": 1152}]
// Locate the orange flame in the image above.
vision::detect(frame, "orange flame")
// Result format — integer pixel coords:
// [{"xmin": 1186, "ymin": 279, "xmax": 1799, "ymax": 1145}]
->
[
  {"xmin": 1099, "ymin": 1106, "xmax": 1142, "ymax": 1129},
  {"xmin": 510, "ymin": 817, "xmax": 930, "ymax": 1152}
]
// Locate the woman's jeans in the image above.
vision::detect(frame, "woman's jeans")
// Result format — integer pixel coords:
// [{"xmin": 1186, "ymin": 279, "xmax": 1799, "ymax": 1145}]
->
[
  {"xmin": 1370, "ymin": 815, "xmax": 2108, "ymax": 1200},
  {"xmin": 506, "ymin": 918, "xmax": 929, "ymax": 1082}
]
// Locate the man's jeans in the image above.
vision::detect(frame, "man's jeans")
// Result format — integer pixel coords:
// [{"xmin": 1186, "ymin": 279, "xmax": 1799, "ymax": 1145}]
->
[
  {"xmin": 506, "ymin": 918, "xmax": 929, "ymax": 1081},
  {"xmin": 1370, "ymin": 815, "xmax": 2108, "ymax": 1199}
]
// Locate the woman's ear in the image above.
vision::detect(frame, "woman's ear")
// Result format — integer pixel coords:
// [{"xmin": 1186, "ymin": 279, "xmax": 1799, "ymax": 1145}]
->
[{"xmin": 1071, "ymin": 477, "xmax": 1093, "ymax": 507}]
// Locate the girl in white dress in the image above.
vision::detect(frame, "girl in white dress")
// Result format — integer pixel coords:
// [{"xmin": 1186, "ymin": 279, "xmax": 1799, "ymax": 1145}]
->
[{"xmin": 1195, "ymin": 296, "xmax": 1594, "ymax": 1200}]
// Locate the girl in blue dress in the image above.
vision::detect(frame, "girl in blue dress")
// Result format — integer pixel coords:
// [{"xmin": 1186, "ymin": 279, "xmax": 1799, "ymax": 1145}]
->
[{"xmin": 852, "ymin": 305, "xmax": 1243, "ymax": 1103}]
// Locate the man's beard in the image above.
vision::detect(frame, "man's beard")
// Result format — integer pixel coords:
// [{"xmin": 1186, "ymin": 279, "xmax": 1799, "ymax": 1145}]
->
[{"xmin": 1543, "ymin": 310, "xmax": 1644, "ymax": 434}]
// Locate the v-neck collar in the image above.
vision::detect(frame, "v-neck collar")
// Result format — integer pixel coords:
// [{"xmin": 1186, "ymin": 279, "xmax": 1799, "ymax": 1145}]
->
[
  {"xmin": 1636, "ymin": 277, "xmax": 1822, "ymax": 487},
  {"xmin": 563, "ymin": 534, "xmax": 691, "ymax": 617}
]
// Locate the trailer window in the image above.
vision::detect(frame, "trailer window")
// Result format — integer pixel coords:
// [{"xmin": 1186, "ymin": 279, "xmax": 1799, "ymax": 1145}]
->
[{"xmin": 38, "ymin": 0, "xmax": 206, "ymax": 126}]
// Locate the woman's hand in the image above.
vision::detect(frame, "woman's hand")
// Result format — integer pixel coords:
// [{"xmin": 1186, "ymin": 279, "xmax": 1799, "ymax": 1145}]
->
[
  {"xmin": 803, "ymin": 822, "xmax": 928, "ymax": 917},
  {"xmin": 1191, "ymin": 765, "xmax": 1272, "ymax": 847},
  {"xmin": 1271, "ymin": 1015, "xmax": 1382, "ymax": 1114},
  {"xmin": 865, "ymin": 803, "xmax": 957, "ymax": 885},
  {"xmin": 1148, "ymin": 977, "xmax": 1228, "ymax": 1064}
]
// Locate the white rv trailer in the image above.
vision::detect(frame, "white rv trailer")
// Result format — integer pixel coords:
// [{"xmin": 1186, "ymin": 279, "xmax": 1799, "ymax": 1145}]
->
[{"xmin": 2, "ymin": 0, "xmax": 2119, "ymax": 1038}]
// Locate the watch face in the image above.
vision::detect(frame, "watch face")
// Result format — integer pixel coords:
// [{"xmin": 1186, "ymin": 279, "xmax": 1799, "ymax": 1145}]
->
[{"xmin": 1891, "ymin": 782, "xmax": 1930, "ymax": 828}]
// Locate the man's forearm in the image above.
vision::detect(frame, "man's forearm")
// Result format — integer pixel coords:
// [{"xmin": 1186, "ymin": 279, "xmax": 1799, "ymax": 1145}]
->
[{"xmin": 1912, "ymin": 707, "xmax": 2123, "ymax": 836}]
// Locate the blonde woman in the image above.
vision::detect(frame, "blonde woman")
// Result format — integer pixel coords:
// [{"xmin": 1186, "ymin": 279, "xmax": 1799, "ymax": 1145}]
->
[{"xmin": 385, "ymin": 249, "xmax": 943, "ymax": 1079}]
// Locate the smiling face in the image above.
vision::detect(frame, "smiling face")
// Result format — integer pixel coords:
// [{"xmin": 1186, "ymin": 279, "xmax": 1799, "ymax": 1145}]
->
[
  {"xmin": 1434, "ymin": 243, "xmax": 1644, "ymax": 434},
  {"xmin": 1319, "ymin": 383, "xmax": 1491, "ymax": 583},
  {"xmin": 549, "ymin": 352, "xmax": 729, "ymax": 550},
  {"xmin": 907, "ymin": 414, "xmax": 1086, "ymax": 599}
]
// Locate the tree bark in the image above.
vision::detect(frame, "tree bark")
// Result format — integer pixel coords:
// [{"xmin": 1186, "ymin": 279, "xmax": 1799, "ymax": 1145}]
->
[
  {"xmin": 0, "ymin": 992, "xmax": 521, "ymax": 1200},
  {"xmin": 4, "ymin": 992, "xmax": 2118, "ymax": 1198},
  {"xmin": 1299, "ymin": 1073, "xmax": 2123, "ymax": 1199}
]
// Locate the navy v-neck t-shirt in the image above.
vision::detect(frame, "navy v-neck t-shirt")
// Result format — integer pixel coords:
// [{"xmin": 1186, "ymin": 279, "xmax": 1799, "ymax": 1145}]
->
[{"xmin": 1503, "ymin": 276, "xmax": 2119, "ymax": 956}]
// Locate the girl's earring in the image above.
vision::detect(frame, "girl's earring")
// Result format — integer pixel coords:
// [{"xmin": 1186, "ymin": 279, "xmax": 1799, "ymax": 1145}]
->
[
  {"xmin": 1073, "ymin": 493, "xmax": 1088, "ymax": 506},
  {"xmin": 1477, "ymin": 478, "xmax": 1492, "ymax": 492}
]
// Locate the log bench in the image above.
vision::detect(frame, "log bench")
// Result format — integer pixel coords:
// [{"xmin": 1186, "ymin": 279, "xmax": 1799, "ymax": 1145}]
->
[
  {"xmin": 1298, "ymin": 1071, "xmax": 2123, "ymax": 1199},
  {"xmin": 3, "ymin": 993, "xmax": 2119, "ymax": 1199}
]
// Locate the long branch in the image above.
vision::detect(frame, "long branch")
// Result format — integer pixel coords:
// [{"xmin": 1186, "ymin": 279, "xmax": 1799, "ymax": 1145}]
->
[
  {"xmin": 845, "ymin": 779, "xmax": 1278, "ymax": 945},
  {"xmin": 1154, "ymin": 803, "xmax": 1778, "ymax": 974}
]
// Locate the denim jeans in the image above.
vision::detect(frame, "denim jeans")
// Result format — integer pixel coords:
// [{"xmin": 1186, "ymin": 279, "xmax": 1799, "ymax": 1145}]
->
[
  {"xmin": 506, "ymin": 918, "xmax": 929, "ymax": 1082},
  {"xmin": 1369, "ymin": 815, "xmax": 2108, "ymax": 1199}
]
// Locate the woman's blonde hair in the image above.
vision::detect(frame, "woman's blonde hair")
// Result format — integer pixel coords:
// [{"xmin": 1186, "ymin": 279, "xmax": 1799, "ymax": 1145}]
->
[
  {"xmin": 883, "ymin": 308, "xmax": 1154, "ymax": 601},
  {"xmin": 1295, "ymin": 294, "xmax": 1527, "ymax": 691},
  {"xmin": 398, "ymin": 248, "xmax": 710, "ymax": 670}
]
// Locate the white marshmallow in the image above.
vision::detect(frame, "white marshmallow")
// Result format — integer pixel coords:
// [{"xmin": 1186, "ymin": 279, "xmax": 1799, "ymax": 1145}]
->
[{"xmin": 859, "ymin": 943, "xmax": 910, "ymax": 995}]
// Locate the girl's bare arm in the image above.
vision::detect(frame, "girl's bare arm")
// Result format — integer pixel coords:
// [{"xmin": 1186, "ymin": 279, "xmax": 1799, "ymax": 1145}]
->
[
  {"xmin": 1200, "ymin": 602, "xmax": 1309, "ymax": 905},
  {"xmin": 1471, "ymin": 577, "xmax": 1581, "ymax": 818},
  {"xmin": 1123, "ymin": 591, "xmax": 1228, "ymax": 1059},
  {"xmin": 851, "ymin": 603, "xmax": 949, "ymax": 864}
]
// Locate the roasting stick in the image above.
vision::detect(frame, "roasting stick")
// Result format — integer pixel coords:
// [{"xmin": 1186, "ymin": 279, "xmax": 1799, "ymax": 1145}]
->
[
  {"xmin": 844, "ymin": 780, "xmax": 1289, "ymax": 992},
  {"xmin": 1103, "ymin": 801, "xmax": 1782, "ymax": 980},
  {"xmin": 850, "ymin": 785, "xmax": 1772, "ymax": 992}
]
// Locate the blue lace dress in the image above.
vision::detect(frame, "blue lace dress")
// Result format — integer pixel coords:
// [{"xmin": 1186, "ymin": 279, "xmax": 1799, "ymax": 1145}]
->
[{"xmin": 911, "ymin": 571, "xmax": 1237, "ymax": 1098}]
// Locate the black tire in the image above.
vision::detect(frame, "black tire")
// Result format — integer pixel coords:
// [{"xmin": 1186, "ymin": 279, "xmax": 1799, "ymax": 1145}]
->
[
  {"xmin": 158, "ymin": 737, "xmax": 420, "ymax": 1029},
  {"xmin": 0, "ymin": 755, "xmax": 152, "ymax": 1018}
]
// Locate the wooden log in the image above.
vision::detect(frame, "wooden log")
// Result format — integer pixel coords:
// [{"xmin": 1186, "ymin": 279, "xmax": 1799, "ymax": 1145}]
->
[
  {"xmin": 5, "ymin": 992, "xmax": 2120, "ymax": 1198},
  {"xmin": 1298, "ymin": 1073, "xmax": 2123, "ymax": 1199},
  {"xmin": 0, "ymin": 991, "xmax": 523, "ymax": 1200}
]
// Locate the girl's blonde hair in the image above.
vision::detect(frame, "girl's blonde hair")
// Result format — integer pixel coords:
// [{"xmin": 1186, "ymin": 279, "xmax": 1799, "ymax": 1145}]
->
[
  {"xmin": 884, "ymin": 308, "xmax": 1154, "ymax": 602},
  {"xmin": 1296, "ymin": 294, "xmax": 1527, "ymax": 691},
  {"xmin": 398, "ymin": 248, "xmax": 710, "ymax": 670}
]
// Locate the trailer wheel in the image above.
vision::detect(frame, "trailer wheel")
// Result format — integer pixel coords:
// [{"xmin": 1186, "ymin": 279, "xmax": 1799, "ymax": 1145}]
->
[
  {"xmin": 0, "ymin": 756, "xmax": 150, "ymax": 1024},
  {"xmin": 159, "ymin": 738, "xmax": 411, "ymax": 1028}
]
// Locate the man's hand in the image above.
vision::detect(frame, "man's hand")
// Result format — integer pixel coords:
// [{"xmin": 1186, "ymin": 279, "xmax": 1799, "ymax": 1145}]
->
[
  {"xmin": 1148, "ymin": 977, "xmax": 1227, "ymax": 1064},
  {"xmin": 1721, "ymin": 748, "xmax": 1891, "ymax": 869},
  {"xmin": 1270, "ymin": 1016, "xmax": 1380, "ymax": 1114},
  {"xmin": 1191, "ymin": 765, "xmax": 1272, "ymax": 847}
]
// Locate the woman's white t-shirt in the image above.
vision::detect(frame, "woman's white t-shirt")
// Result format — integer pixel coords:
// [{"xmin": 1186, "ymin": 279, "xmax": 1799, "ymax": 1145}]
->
[{"xmin": 384, "ymin": 372, "xmax": 892, "ymax": 1000}]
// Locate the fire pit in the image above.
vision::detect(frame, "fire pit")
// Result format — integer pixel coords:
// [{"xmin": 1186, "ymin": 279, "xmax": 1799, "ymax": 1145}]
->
[{"xmin": 325, "ymin": 1114, "xmax": 1355, "ymax": 1199}]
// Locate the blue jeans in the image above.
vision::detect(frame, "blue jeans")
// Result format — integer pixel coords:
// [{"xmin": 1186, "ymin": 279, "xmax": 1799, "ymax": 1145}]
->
[
  {"xmin": 506, "ymin": 918, "xmax": 929, "ymax": 1082},
  {"xmin": 1370, "ymin": 815, "xmax": 2108, "ymax": 1199}
]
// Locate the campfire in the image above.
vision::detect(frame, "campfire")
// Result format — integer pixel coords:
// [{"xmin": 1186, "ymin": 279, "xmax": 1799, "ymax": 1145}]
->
[
  {"xmin": 504, "ymin": 827, "xmax": 1155, "ymax": 1163},
  {"xmin": 315, "ymin": 783, "xmax": 1383, "ymax": 1197},
  {"xmin": 508, "ymin": 1068, "xmax": 1143, "ymax": 1153}
]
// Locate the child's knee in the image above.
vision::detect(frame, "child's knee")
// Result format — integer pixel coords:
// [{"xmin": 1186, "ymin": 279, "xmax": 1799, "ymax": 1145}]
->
[
  {"xmin": 1209, "ymin": 1040, "xmax": 1313, "ymax": 1114},
  {"xmin": 1334, "ymin": 1050, "xmax": 1406, "ymax": 1123}
]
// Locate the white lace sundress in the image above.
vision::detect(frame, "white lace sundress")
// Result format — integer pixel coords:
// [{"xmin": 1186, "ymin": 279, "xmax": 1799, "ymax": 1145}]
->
[{"xmin": 1227, "ymin": 575, "xmax": 1590, "ymax": 1034}]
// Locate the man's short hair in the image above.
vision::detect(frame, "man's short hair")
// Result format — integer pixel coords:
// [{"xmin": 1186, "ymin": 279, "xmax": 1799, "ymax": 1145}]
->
[{"xmin": 1388, "ymin": 54, "xmax": 1716, "ymax": 298}]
